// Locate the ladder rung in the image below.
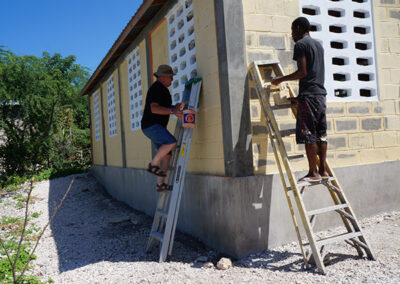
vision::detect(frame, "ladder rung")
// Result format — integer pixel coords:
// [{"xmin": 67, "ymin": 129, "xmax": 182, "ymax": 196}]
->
[
  {"xmin": 304, "ymin": 232, "xmax": 363, "ymax": 247},
  {"xmin": 307, "ymin": 204, "xmax": 349, "ymax": 217},
  {"xmin": 156, "ymin": 209, "xmax": 168, "ymax": 217},
  {"xmin": 297, "ymin": 177, "xmax": 335, "ymax": 187},
  {"xmin": 271, "ymin": 103, "xmax": 298, "ymax": 110},
  {"xmin": 151, "ymin": 231, "xmax": 164, "ymax": 242},
  {"xmin": 280, "ymin": 129, "xmax": 296, "ymax": 137},
  {"xmin": 288, "ymin": 154, "xmax": 305, "ymax": 160}
]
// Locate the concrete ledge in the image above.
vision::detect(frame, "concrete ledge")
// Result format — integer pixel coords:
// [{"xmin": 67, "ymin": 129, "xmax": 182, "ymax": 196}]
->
[{"xmin": 92, "ymin": 160, "xmax": 400, "ymax": 258}]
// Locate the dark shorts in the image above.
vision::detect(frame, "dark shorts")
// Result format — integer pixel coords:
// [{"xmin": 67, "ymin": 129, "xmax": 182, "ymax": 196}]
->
[
  {"xmin": 142, "ymin": 124, "xmax": 177, "ymax": 150},
  {"xmin": 296, "ymin": 95, "xmax": 327, "ymax": 144}
]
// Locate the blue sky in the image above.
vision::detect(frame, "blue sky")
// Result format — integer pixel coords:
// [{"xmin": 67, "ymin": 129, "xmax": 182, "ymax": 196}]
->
[{"xmin": 0, "ymin": 0, "xmax": 143, "ymax": 74}]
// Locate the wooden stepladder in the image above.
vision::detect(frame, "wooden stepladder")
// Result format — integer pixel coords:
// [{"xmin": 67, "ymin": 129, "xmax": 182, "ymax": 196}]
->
[
  {"xmin": 146, "ymin": 78, "xmax": 202, "ymax": 262},
  {"xmin": 250, "ymin": 60, "xmax": 374, "ymax": 274}
]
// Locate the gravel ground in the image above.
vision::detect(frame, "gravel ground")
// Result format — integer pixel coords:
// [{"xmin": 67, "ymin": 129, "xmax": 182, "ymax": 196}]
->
[{"xmin": 1, "ymin": 173, "xmax": 399, "ymax": 283}]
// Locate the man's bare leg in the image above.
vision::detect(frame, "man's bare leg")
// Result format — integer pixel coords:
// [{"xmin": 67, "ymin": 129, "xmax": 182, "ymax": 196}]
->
[
  {"xmin": 317, "ymin": 142, "xmax": 329, "ymax": 178},
  {"xmin": 157, "ymin": 154, "xmax": 171, "ymax": 185},
  {"xmin": 299, "ymin": 143, "xmax": 322, "ymax": 181},
  {"xmin": 151, "ymin": 142, "xmax": 176, "ymax": 168}
]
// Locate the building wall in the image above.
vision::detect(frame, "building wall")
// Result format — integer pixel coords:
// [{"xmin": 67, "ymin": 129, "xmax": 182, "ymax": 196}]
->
[
  {"xmin": 189, "ymin": 0, "xmax": 224, "ymax": 174},
  {"xmin": 243, "ymin": 0, "xmax": 400, "ymax": 175},
  {"xmin": 90, "ymin": 89, "xmax": 105, "ymax": 165},
  {"xmin": 89, "ymin": 0, "xmax": 225, "ymax": 175},
  {"xmin": 120, "ymin": 40, "xmax": 152, "ymax": 169}
]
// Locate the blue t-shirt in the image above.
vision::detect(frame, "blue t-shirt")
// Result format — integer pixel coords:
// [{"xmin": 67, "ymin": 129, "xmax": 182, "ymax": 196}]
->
[{"xmin": 293, "ymin": 36, "xmax": 327, "ymax": 95}]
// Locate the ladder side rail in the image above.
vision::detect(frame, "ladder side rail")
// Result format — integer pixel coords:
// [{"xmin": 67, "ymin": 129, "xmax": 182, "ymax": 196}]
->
[
  {"xmin": 274, "ymin": 63, "xmax": 374, "ymax": 260},
  {"xmin": 167, "ymin": 81, "xmax": 202, "ymax": 255},
  {"xmin": 146, "ymin": 86, "xmax": 188, "ymax": 253},
  {"xmin": 159, "ymin": 80, "xmax": 202, "ymax": 262},
  {"xmin": 251, "ymin": 62, "xmax": 326, "ymax": 274},
  {"xmin": 167, "ymin": 128, "xmax": 194, "ymax": 255},
  {"xmin": 266, "ymin": 120, "xmax": 308, "ymax": 266}
]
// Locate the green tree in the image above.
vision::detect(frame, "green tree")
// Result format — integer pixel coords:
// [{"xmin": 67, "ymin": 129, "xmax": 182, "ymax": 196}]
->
[{"xmin": 0, "ymin": 48, "xmax": 90, "ymax": 183}]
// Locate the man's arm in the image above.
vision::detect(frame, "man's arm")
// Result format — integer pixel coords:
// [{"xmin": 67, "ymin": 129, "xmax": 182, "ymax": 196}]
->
[
  {"xmin": 271, "ymin": 57, "xmax": 307, "ymax": 85},
  {"xmin": 150, "ymin": 102, "xmax": 183, "ymax": 116}
]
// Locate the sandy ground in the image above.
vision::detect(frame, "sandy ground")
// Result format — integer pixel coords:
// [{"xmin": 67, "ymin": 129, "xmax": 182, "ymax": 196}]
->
[{"xmin": 1, "ymin": 173, "xmax": 399, "ymax": 283}]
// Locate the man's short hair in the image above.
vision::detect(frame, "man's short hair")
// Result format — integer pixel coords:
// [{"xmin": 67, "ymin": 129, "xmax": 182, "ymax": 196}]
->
[{"xmin": 292, "ymin": 17, "xmax": 310, "ymax": 33}]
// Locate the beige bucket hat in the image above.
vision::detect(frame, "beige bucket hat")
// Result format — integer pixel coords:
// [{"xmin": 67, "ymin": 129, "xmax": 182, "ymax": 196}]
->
[{"xmin": 154, "ymin": 64, "xmax": 176, "ymax": 77}]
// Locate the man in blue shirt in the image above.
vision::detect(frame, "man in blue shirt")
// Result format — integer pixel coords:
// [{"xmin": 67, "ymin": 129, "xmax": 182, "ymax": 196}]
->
[{"xmin": 272, "ymin": 17, "xmax": 329, "ymax": 182}]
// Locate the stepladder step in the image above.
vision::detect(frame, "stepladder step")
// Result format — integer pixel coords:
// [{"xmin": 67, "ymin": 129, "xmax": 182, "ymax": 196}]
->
[
  {"xmin": 307, "ymin": 204, "xmax": 349, "ymax": 217},
  {"xmin": 151, "ymin": 231, "xmax": 164, "ymax": 243},
  {"xmin": 279, "ymin": 128, "xmax": 296, "ymax": 137},
  {"xmin": 303, "ymin": 232, "xmax": 363, "ymax": 247},
  {"xmin": 271, "ymin": 103, "xmax": 298, "ymax": 110}
]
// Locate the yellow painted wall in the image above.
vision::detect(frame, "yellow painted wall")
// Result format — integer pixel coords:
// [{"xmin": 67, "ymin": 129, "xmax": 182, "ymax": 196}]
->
[
  {"xmin": 188, "ymin": 0, "xmax": 225, "ymax": 174},
  {"xmin": 149, "ymin": 18, "xmax": 178, "ymax": 141},
  {"xmin": 102, "ymin": 70, "xmax": 123, "ymax": 167},
  {"xmin": 90, "ymin": 1, "xmax": 225, "ymax": 175},
  {"xmin": 122, "ymin": 40, "xmax": 152, "ymax": 168},
  {"xmin": 90, "ymin": 89, "xmax": 104, "ymax": 165},
  {"xmin": 243, "ymin": 0, "xmax": 400, "ymax": 175}
]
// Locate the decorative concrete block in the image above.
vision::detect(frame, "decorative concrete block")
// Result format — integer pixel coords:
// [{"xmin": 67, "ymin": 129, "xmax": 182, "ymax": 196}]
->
[
  {"xmin": 360, "ymin": 148, "xmax": 387, "ymax": 164},
  {"xmin": 384, "ymin": 115, "xmax": 400, "ymax": 130},
  {"xmin": 380, "ymin": 84, "xmax": 400, "ymax": 100},
  {"xmin": 276, "ymin": 50, "xmax": 295, "ymax": 68},
  {"xmin": 373, "ymin": 131, "xmax": 398, "ymax": 147},
  {"xmin": 326, "ymin": 105, "xmax": 345, "ymax": 116},
  {"xmin": 390, "ymin": 9, "xmax": 400, "ymax": 19},
  {"xmin": 389, "ymin": 39, "xmax": 400, "ymax": 53},
  {"xmin": 380, "ymin": 0, "xmax": 395, "ymax": 4},
  {"xmin": 252, "ymin": 125, "xmax": 267, "ymax": 135},
  {"xmin": 335, "ymin": 118, "xmax": 358, "ymax": 132},
  {"xmin": 334, "ymin": 151, "xmax": 360, "ymax": 167},
  {"xmin": 259, "ymin": 35, "xmax": 286, "ymax": 50},
  {"xmin": 361, "ymin": 117, "xmax": 383, "ymax": 131},
  {"xmin": 242, "ymin": 0, "xmax": 256, "ymax": 14},
  {"xmin": 349, "ymin": 133, "xmax": 373, "ymax": 149},
  {"xmin": 380, "ymin": 39, "xmax": 389, "ymax": 53},
  {"xmin": 372, "ymin": 101, "xmax": 396, "ymax": 115},
  {"xmin": 391, "ymin": 70, "xmax": 400, "ymax": 84},
  {"xmin": 256, "ymin": 0, "xmax": 284, "ymax": 15},
  {"xmin": 326, "ymin": 119, "xmax": 333, "ymax": 133},
  {"xmin": 247, "ymin": 51, "xmax": 273, "ymax": 63},
  {"xmin": 250, "ymin": 100, "xmax": 261, "ymax": 122},
  {"xmin": 347, "ymin": 104, "xmax": 370, "ymax": 115},
  {"xmin": 283, "ymin": 0, "xmax": 299, "ymax": 17},
  {"xmin": 272, "ymin": 16, "xmax": 291, "ymax": 32},
  {"xmin": 244, "ymin": 15, "xmax": 273, "ymax": 32},
  {"xmin": 246, "ymin": 32, "xmax": 257, "ymax": 47},
  {"xmin": 328, "ymin": 135, "xmax": 347, "ymax": 150}
]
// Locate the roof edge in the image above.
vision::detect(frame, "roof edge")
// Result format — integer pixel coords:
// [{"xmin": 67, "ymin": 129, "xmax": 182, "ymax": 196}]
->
[{"xmin": 81, "ymin": 0, "xmax": 167, "ymax": 96}]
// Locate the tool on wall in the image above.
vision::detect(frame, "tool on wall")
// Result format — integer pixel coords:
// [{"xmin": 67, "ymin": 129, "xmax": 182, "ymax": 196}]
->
[
  {"xmin": 146, "ymin": 78, "xmax": 202, "ymax": 262},
  {"xmin": 250, "ymin": 60, "xmax": 374, "ymax": 274}
]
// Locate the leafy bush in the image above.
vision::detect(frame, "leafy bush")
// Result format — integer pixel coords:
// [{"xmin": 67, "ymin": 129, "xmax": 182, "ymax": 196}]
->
[{"xmin": 0, "ymin": 48, "xmax": 91, "ymax": 184}]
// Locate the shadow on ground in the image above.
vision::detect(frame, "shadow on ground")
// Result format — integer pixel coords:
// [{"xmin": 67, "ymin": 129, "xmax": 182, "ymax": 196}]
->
[
  {"xmin": 48, "ymin": 173, "xmax": 327, "ymax": 273},
  {"xmin": 48, "ymin": 174, "xmax": 214, "ymax": 272}
]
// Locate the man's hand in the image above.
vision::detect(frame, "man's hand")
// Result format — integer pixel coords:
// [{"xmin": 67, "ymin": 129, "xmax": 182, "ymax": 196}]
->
[
  {"xmin": 172, "ymin": 104, "xmax": 183, "ymax": 117},
  {"xmin": 271, "ymin": 77, "xmax": 283, "ymax": 85},
  {"xmin": 289, "ymin": 97, "xmax": 298, "ymax": 104}
]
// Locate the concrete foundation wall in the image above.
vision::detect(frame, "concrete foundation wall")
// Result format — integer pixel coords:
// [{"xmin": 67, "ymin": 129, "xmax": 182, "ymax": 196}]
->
[{"xmin": 92, "ymin": 159, "xmax": 400, "ymax": 258}]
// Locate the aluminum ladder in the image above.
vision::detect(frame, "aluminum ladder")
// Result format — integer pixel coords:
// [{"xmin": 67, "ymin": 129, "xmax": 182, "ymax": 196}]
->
[
  {"xmin": 249, "ymin": 60, "xmax": 374, "ymax": 274},
  {"xmin": 146, "ymin": 78, "xmax": 202, "ymax": 262}
]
